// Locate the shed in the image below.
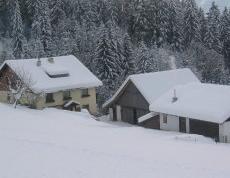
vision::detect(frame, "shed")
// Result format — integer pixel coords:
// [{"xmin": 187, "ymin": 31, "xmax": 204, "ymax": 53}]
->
[{"xmin": 63, "ymin": 100, "xmax": 81, "ymax": 111}]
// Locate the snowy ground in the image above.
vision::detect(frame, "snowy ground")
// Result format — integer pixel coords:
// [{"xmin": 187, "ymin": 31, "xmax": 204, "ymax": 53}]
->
[{"xmin": 0, "ymin": 104, "xmax": 230, "ymax": 178}]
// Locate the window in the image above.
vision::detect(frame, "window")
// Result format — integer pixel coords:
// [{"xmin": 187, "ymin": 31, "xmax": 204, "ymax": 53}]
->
[
  {"xmin": 163, "ymin": 114, "xmax": 167, "ymax": 124},
  {"xmin": 82, "ymin": 104, "xmax": 89, "ymax": 110},
  {"xmin": 63, "ymin": 90, "xmax": 71, "ymax": 100},
  {"xmin": 46, "ymin": 93, "xmax": 54, "ymax": 103},
  {"xmin": 81, "ymin": 89, "xmax": 90, "ymax": 97}
]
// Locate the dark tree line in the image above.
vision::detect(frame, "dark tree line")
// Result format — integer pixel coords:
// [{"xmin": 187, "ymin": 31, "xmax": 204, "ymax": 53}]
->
[{"xmin": 0, "ymin": 0, "xmax": 230, "ymax": 104}]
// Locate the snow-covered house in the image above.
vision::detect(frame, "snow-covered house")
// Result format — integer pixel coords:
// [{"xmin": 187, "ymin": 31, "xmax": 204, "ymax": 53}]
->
[
  {"xmin": 149, "ymin": 83, "xmax": 230, "ymax": 143},
  {"xmin": 0, "ymin": 55, "xmax": 102, "ymax": 113},
  {"xmin": 103, "ymin": 68, "xmax": 200, "ymax": 127}
]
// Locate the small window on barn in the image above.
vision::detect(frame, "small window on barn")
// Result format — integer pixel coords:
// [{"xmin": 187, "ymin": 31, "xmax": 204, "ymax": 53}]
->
[
  {"xmin": 163, "ymin": 114, "xmax": 167, "ymax": 124},
  {"xmin": 46, "ymin": 93, "xmax": 54, "ymax": 103}
]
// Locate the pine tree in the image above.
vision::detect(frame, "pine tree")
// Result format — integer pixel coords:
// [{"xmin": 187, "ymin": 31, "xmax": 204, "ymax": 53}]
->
[
  {"xmin": 144, "ymin": 0, "xmax": 169, "ymax": 46},
  {"xmin": 30, "ymin": 0, "xmax": 53, "ymax": 56},
  {"xmin": 50, "ymin": 0, "xmax": 71, "ymax": 56},
  {"xmin": 182, "ymin": 0, "xmax": 199, "ymax": 48},
  {"xmin": 206, "ymin": 2, "xmax": 222, "ymax": 53},
  {"xmin": 50, "ymin": 0, "xmax": 66, "ymax": 28},
  {"xmin": 136, "ymin": 41, "xmax": 151, "ymax": 73},
  {"xmin": 11, "ymin": 0, "xmax": 26, "ymax": 59},
  {"xmin": 197, "ymin": 8, "xmax": 208, "ymax": 44},
  {"xmin": 95, "ymin": 25, "xmax": 121, "ymax": 89},
  {"xmin": 221, "ymin": 7, "xmax": 230, "ymax": 68},
  {"xmin": 166, "ymin": 0, "xmax": 183, "ymax": 50},
  {"xmin": 122, "ymin": 34, "xmax": 136, "ymax": 76}
]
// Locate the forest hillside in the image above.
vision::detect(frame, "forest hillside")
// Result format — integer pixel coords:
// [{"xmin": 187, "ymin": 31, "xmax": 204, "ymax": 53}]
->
[{"xmin": 0, "ymin": 0, "xmax": 230, "ymax": 105}]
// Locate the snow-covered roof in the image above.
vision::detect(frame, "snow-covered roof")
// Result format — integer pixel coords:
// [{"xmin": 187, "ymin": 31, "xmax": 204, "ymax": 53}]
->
[
  {"xmin": 0, "ymin": 55, "xmax": 102, "ymax": 93},
  {"xmin": 150, "ymin": 83, "xmax": 230, "ymax": 124},
  {"xmin": 138, "ymin": 112, "xmax": 158, "ymax": 123},
  {"xmin": 103, "ymin": 68, "xmax": 200, "ymax": 108},
  {"xmin": 64, "ymin": 100, "xmax": 81, "ymax": 108}
]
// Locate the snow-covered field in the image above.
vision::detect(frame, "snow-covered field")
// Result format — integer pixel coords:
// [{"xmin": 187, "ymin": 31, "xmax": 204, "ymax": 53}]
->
[{"xmin": 0, "ymin": 104, "xmax": 230, "ymax": 178}]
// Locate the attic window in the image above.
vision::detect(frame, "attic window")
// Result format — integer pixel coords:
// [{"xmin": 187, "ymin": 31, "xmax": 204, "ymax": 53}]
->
[
  {"xmin": 43, "ymin": 65, "xmax": 69, "ymax": 78},
  {"xmin": 46, "ymin": 73, "xmax": 69, "ymax": 78}
]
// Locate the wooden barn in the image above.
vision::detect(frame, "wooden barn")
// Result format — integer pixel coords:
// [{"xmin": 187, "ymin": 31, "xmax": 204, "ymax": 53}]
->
[
  {"xmin": 150, "ymin": 83, "xmax": 230, "ymax": 143},
  {"xmin": 103, "ymin": 68, "xmax": 200, "ymax": 128}
]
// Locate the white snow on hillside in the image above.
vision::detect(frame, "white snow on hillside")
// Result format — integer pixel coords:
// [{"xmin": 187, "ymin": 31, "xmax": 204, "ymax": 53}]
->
[{"xmin": 0, "ymin": 104, "xmax": 230, "ymax": 178}]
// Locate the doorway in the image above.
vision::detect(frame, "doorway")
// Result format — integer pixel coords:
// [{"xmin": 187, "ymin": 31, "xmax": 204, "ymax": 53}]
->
[{"xmin": 179, "ymin": 117, "xmax": 186, "ymax": 133}]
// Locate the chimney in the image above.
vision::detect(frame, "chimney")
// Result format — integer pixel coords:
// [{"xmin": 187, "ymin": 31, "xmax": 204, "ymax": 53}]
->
[
  {"xmin": 172, "ymin": 89, "xmax": 178, "ymax": 103},
  {"xmin": 36, "ymin": 58, "xmax": 41, "ymax": 67}
]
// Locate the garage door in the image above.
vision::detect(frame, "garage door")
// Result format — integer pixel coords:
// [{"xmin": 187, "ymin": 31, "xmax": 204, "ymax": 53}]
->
[
  {"xmin": 121, "ymin": 107, "xmax": 135, "ymax": 124},
  {"xmin": 190, "ymin": 119, "xmax": 219, "ymax": 140}
]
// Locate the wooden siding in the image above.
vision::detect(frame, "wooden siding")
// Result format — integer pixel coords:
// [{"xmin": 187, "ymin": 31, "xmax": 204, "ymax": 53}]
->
[
  {"xmin": 139, "ymin": 115, "xmax": 160, "ymax": 129},
  {"xmin": 0, "ymin": 64, "xmax": 17, "ymax": 91},
  {"xmin": 112, "ymin": 81, "xmax": 149, "ymax": 124},
  {"xmin": 116, "ymin": 81, "xmax": 149, "ymax": 109},
  {"xmin": 112, "ymin": 106, "xmax": 117, "ymax": 121},
  {"xmin": 189, "ymin": 119, "xmax": 219, "ymax": 140}
]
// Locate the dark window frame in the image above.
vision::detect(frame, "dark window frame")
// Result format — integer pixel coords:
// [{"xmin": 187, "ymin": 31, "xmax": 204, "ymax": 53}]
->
[
  {"xmin": 81, "ymin": 89, "xmax": 90, "ymax": 97},
  {"xmin": 63, "ymin": 90, "xmax": 71, "ymax": 100},
  {"xmin": 46, "ymin": 93, "xmax": 55, "ymax": 103}
]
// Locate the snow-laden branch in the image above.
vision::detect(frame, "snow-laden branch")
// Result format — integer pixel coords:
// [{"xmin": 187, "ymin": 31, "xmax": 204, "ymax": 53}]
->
[{"xmin": 7, "ymin": 67, "xmax": 42, "ymax": 108}]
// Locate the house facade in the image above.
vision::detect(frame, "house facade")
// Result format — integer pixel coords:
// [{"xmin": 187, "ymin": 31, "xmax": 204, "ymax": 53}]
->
[
  {"xmin": 103, "ymin": 68, "xmax": 200, "ymax": 125},
  {"xmin": 149, "ymin": 83, "xmax": 230, "ymax": 143},
  {"xmin": 35, "ymin": 88, "xmax": 97, "ymax": 112},
  {"xmin": 0, "ymin": 55, "xmax": 102, "ymax": 114}
]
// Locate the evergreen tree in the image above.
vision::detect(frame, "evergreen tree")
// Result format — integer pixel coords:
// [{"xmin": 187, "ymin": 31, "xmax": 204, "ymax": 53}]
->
[
  {"xmin": 11, "ymin": 0, "xmax": 26, "ymax": 59},
  {"xmin": 206, "ymin": 2, "xmax": 222, "ymax": 53},
  {"xmin": 144, "ymin": 0, "xmax": 169, "ymax": 46},
  {"xmin": 50, "ymin": 0, "xmax": 66, "ymax": 28},
  {"xmin": 221, "ymin": 7, "xmax": 230, "ymax": 68},
  {"xmin": 50, "ymin": 0, "xmax": 71, "ymax": 56},
  {"xmin": 136, "ymin": 41, "xmax": 151, "ymax": 73},
  {"xmin": 30, "ymin": 0, "xmax": 53, "ymax": 56},
  {"xmin": 182, "ymin": 0, "xmax": 199, "ymax": 48},
  {"xmin": 95, "ymin": 25, "xmax": 121, "ymax": 89},
  {"xmin": 197, "ymin": 8, "xmax": 208, "ymax": 44},
  {"xmin": 167, "ymin": 0, "xmax": 183, "ymax": 50},
  {"xmin": 122, "ymin": 34, "xmax": 136, "ymax": 76}
]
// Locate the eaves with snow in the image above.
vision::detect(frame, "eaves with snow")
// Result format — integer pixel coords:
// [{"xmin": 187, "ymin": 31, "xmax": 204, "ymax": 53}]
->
[{"xmin": 0, "ymin": 55, "xmax": 102, "ymax": 93}]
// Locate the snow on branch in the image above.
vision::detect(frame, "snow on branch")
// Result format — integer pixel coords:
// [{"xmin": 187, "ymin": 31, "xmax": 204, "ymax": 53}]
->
[{"xmin": 7, "ymin": 66, "xmax": 42, "ymax": 108}]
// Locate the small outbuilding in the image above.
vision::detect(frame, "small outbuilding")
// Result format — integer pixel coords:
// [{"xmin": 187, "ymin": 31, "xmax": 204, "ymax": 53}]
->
[
  {"xmin": 150, "ymin": 83, "xmax": 230, "ymax": 143},
  {"xmin": 103, "ymin": 68, "xmax": 200, "ymax": 126},
  {"xmin": 63, "ymin": 100, "xmax": 81, "ymax": 111}
]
